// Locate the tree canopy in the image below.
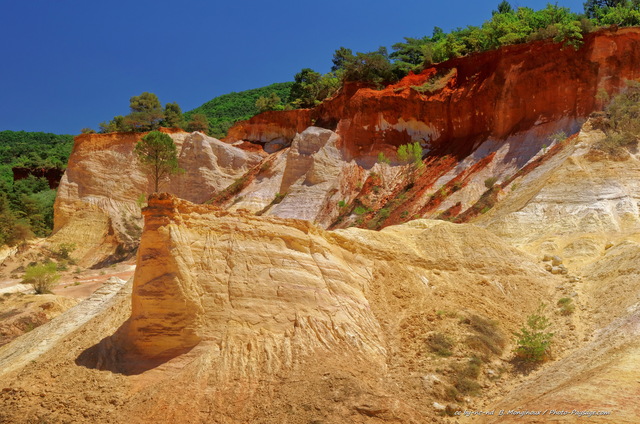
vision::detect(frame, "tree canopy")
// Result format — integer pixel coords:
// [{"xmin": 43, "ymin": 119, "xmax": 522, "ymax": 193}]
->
[
  {"xmin": 97, "ymin": 93, "xmax": 185, "ymax": 133},
  {"xmin": 134, "ymin": 131, "xmax": 182, "ymax": 193},
  {"xmin": 124, "ymin": 92, "xmax": 165, "ymax": 131},
  {"xmin": 256, "ymin": 92, "xmax": 284, "ymax": 113},
  {"xmin": 186, "ymin": 113, "xmax": 210, "ymax": 133},
  {"xmin": 163, "ymin": 102, "xmax": 184, "ymax": 129},
  {"xmin": 0, "ymin": 130, "xmax": 70, "ymax": 247}
]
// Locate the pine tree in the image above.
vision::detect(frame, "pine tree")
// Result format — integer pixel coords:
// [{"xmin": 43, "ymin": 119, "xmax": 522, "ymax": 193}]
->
[{"xmin": 134, "ymin": 131, "xmax": 182, "ymax": 192}]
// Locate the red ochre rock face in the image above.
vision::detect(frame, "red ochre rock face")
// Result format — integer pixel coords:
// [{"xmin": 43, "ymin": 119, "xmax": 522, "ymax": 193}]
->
[{"xmin": 226, "ymin": 28, "xmax": 640, "ymax": 160}]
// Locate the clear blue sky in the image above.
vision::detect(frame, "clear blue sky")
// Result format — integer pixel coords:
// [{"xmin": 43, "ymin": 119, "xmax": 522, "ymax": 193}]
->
[{"xmin": 0, "ymin": 0, "xmax": 585, "ymax": 135}]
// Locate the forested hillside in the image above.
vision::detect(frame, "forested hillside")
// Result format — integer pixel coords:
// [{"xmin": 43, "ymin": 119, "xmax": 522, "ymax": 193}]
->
[
  {"xmin": 184, "ymin": 82, "xmax": 293, "ymax": 138},
  {"xmin": 0, "ymin": 131, "xmax": 73, "ymax": 246}
]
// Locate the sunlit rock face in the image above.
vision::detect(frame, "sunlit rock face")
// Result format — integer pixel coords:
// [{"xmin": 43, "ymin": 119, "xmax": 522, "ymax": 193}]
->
[
  {"xmin": 228, "ymin": 28, "xmax": 640, "ymax": 161},
  {"xmin": 51, "ymin": 130, "xmax": 262, "ymax": 265}
]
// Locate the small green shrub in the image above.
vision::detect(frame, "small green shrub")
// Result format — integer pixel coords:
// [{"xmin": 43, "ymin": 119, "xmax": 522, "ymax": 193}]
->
[
  {"xmin": 549, "ymin": 131, "xmax": 567, "ymax": 143},
  {"xmin": 484, "ymin": 177, "xmax": 498, "ymax": 189},
  {"xmin": 378, "ymin": 208, "xmax": 390, "ymax": 219},
  {"xmin": 51, "ymin": 243, "xmax": 76, "ymax": 261},
  {"xmin": 397, "ymin": 142, "xmax": 423, "ymax": 168},
  {"xmin": 557, "ymin": 297, "xmax": 575, "ymax": 315},
  {"xmin": 23, "ymin": 262, "xmax": 60, "ymax": 294},
  {"xmin": 428, "ymin": 332, "xmax": 454, "ymax": 357},
  {"xmin": 411, "ymin": 69, "xmax": 456, "ymax": 94},
  {"xmin": 444, "ymin": 385, "xmax": 459, "ymax": 402},
  {"xmin": 136, "ymin": 193, "xmax": 147, "ymax": 209},
  {"xmin": 273, "ymin": 192, "xmax": 286, "ymax": 204},
  {"xmin": 377, "ymin": 152, "xmax": 391, "ymax": 164},
  {"xmin": 454, "ymin": 377, "xmax": 481, "ymax": 396},
  {"xmin": 354, "ymin": 206, "xmax": 368, "ymax": 215},
  {"xmin": 463, "ymin": 314, "xmax": 505, "ymax": 358},
  {"xmin": 513, "ymin": 304, "xmax": 554, "ymax": 363},
  {"xmin": 400, "ymin": 211, "xmax": 409, "ymax": 218},
  {"xmin": 337, "ymin": 200, "xmax": 347, "ymax": 208}
]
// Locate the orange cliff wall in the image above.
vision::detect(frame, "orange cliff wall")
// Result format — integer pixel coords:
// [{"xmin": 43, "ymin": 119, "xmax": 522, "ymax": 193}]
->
[{"xmin": 226, "ymin": 28, "xmax": 640, "ymax": 160}]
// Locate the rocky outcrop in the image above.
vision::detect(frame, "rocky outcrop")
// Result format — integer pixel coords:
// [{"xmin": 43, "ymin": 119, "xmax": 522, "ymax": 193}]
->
[
  {"xmin": 110, "ymin": 194, "xmax": 553, "ymax": 421},
  {"xmin": 126, "ymin": 193, "xmax": 388, "ymax": 365},
  {"xmin": 228, "ymin": 28, "xmax": 640, "ymax": 161},
  {"xmin": 226, "ymin": 109, "xmax": 312, "ymax": 153},
  {"xmin": 224, "ymin": 126, "xmax": 367, "ymax": 227},
  {"xmin": 478, "ymin": 123, "xmax": 640, "ymax": 267},
  {"xmin": 51, "ymin": 130, "xmax": 262, "ymax": 265},
  {"xmin": 54, "ymin": 29, "xmax": 640, "ymax": 267}
]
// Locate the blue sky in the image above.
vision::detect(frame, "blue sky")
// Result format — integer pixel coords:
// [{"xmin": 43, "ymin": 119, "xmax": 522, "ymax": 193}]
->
[{"xmin": 0, "ymin": 0, "xmax": 585, "ymax": 134}]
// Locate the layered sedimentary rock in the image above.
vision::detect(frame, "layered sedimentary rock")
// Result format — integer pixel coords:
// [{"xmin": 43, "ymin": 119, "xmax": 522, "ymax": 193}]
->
[
  {"xmin": 51, "ymin": 130, "xmax": 262, "ymax": 264},
  {"xmin": 54, "ymin": 28, "xmax": 640, "ymax": 268},
  {"xmin": 127, "ymin": 193, "xmax": 388, "ymax": 365},
  {"xmin": 479, "ymin": 123, "xmax": 640, "ymax": 267},
  {"xmin": 226, "ymin": 126, "xmax": 367, "ymax": 227},
  {"xmin": 227, "ymin": 28, "xmax": 640, "ymax": 161}
]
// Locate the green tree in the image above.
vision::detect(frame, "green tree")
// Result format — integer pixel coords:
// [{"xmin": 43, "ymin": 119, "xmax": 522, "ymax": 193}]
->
[
  {"xmin": 163, "ymin": 102, "xmax": 184, "ymax": 129},
  {"xmin": 342, "ymin": 47, "xmax": 397, "ymax": 87},
  {"xmin": 513, "ymin": 304, "xmax": 554, "ymax": 363},
  {"xmin": 495, "ymin": 0, "xmax": 514, "ymax": 14},
  {"xmin": 288, "ymin": 69, "xmax": 342, "ymax": 108},
  {"xmin": 331, "ymin": 47, "xmax": 355, "ymax": 72},
  {"xmin": 134, "ymin": 131, "xmax": 182, "ymax": 193},
  {"xmin": 390, "ymin": 36, "xmax": 433, "ymax": 76},
  {"xmin": 99, "ymin": 115, "xmax": 130, "ymax": 133},
  {"xmin": 598, "ymin": 4, "xmax": 640, "ymax": 26},
  {"xmin": 397, "ymin": 142, "xmax": 423, "ymax": 167},
  {"xmin": 23, "ymin": 262, "xmax": 60, "ymax": 294},
  {"xmin": 187, "ymin": 113, "xmax": 210, "ymax": 133},
  {"xmin": 584, "ymin": 0, "xmax": 628, "ymax": 18},
  {"xmin": 124, "ymin": 92, "xmax": 165, "ymax": 131},
  {"xmin": 255, "ymin": 92, "xmax": 283, "ymax": 112},
  {"xmin": 289, "ymin": 68, "xmax": 323, "ymax": 108}
]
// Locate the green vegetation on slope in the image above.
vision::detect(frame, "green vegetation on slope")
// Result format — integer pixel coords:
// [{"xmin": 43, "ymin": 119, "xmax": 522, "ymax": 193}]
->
[
  {"xmin": 90, "ymin": 3, "xmax": 640, "ymax": 140},
  {"xmin": 287, "ymin": 2, "xmax": 640, "ymax": 105},
  {"xmin": 0, "ymin": 131, "xmax": 73, "ymax": 246},
  {"xmin": 592, "ymin": 80, "xmax": 640, "ymax": 155},
  {"xmin": 184, "ymin": 82, "xmax": 293, "ymax": 138}
]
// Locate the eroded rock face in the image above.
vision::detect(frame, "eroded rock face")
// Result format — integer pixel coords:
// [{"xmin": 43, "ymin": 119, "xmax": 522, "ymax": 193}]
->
[
  {"xmin": 227, "ymin": 28, "xmax": 640, "ymax": 161},
  {"xmin": 3, "ymin": 191, "xmax": 633, "ymax": 423},
  {"xmin": 127, "ymin": 193, "xmax": 387, "ymax": 367},
  {"xmin": 51, "ymin": 130, "xmax": 262, "ymax": 265},
  {"xmin": 478, "ymin": 124, "xmax": 640, "ymax": 267}
]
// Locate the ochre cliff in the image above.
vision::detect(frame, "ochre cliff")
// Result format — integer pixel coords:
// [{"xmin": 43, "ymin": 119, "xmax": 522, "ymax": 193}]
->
[
  {"xmin": 52, "ymin": 28, "xmax": 640, "ymax": 268},
  {"xmin": 0, "ymin": 194, "xmax": 565, "ymax": 423},
  {"xmin": 227, "ymin": 28, "xmax": 640, "ymax": 161},
  {"xmin": 3, "ymin": 24, "xmax": 640, "ymax": 424},
  {"xmin": 51, "ymin": 130, "xmax": 262, "ymax": 265}
]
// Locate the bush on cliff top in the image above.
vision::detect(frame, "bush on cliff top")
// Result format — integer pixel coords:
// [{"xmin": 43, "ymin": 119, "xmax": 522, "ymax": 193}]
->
[{"xmin": 327, "ymin": 2, "xmax": 640, "ymax": 88}]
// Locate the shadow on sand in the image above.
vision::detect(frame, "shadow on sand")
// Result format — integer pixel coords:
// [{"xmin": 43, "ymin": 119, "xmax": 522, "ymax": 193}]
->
[{"xmin": 75, "ymin": 320, "xmax": 196, "ymax": 375}]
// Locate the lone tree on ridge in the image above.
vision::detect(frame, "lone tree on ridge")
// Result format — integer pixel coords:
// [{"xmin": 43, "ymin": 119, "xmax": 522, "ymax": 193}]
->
[{"xmin": 134, "ymin": 131, "xmax": 182, "ymax": 193}]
